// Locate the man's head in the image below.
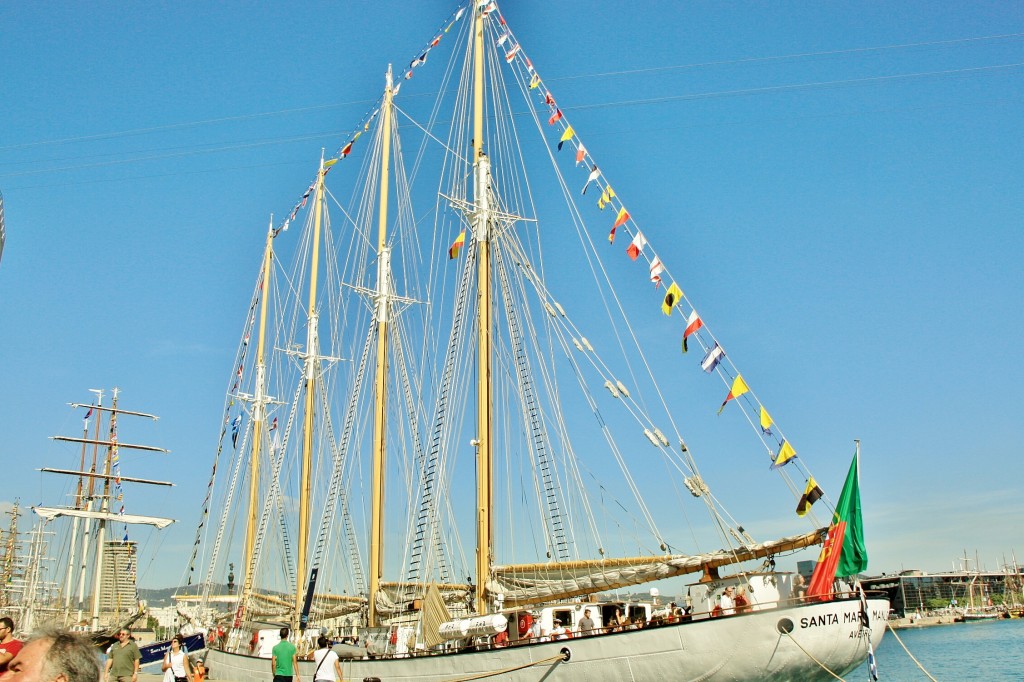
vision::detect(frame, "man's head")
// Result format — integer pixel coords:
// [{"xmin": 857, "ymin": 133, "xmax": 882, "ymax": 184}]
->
[
  {"xmin": 278, "ymin": 628, "xmax": 289, "ymax": 640},
  {"xmin": 0, "ymin": 628, "xmax": 100, "ymax": 682},
  {"xmin": 115, "ymin": 630, "xmax": 130, "ymax": 643},
  {"xmin": 724, "ymin": 586, "xmax": 735, "ymax": 597},
  {"xmin": 584, "ymin": 609, "xmax": 591, "ymax": 617},
  {"xmin": 0, "ymin": 619, "xmax": 14, "ymax": 641}
]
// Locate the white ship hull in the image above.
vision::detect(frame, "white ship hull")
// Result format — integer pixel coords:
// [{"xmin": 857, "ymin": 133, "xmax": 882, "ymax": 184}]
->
[{"xmin": 206, "ymin": 597, "xmax": 887, "ymax": 681}]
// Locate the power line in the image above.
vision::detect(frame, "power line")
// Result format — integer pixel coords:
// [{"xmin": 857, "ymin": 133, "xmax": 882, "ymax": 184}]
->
[
  {"xmin": 2, "ymin": 33, "xmax": 1020, "ymax": 153},
  {"xmin": 548, "ymin": 32, "xmax": 1024, "ymax": 82},
  {"xmin": 5, "ymin": 60, "xmax": 1020, "ymax": 182},
  {"xmin": 562, "ymin": 63, "xmax": 1024, "ymax": 114}
]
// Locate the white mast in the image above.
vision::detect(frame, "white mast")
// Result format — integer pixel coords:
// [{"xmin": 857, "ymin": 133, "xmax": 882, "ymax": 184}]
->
[
  {"xmin": 89, "ymin": 388, "xmax": 118, "ymax": 631},
  {"xmin": 75, "ymin": 389, "xmax": 102, "ymax": 623}
]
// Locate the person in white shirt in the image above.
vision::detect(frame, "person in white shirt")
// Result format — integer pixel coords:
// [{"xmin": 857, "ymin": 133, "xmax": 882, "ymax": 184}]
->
[
  {"xmin": 161, "ymin": 636, "xmax": 193, "ymax": 682},
  {"xmin": 311, "ymin": 636, "xmax": 342, "ymax": 682},
  {"xmin": 720, "ymin": 586, "xmax": 736, "ymax": 616}
]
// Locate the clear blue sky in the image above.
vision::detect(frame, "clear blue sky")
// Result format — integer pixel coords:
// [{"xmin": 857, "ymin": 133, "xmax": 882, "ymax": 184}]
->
[{"xmin": 1, "ymin": 1, "xmax": 1022, "ymax": 589}]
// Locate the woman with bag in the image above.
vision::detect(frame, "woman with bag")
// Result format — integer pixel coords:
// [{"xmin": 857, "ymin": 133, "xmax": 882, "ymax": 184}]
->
[{"xmin": 162, "ymin": 636, "xmax": 193, "ymax": 682}]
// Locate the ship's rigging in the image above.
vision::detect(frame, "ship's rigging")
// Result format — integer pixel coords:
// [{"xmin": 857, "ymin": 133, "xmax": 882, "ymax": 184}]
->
[{"xmin": 185, "ymin": 2, "xmax": 845, "ymax": 643}]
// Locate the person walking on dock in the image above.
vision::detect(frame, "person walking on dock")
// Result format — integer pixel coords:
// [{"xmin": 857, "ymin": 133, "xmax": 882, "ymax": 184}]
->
[
  {"xmin": 310, "ymin": 636, "xmax": 341, "ymax": 682},
  {"xmin": 271, "ymin": 629, "xmax": 298, "ymax": 682},
  {"xmin": 104, "ymin": 630, "xmax": 139, "ymax": 682},
  {"xmin": 161, "ymin": 637, "xmax": 192, "ymax": 682}
]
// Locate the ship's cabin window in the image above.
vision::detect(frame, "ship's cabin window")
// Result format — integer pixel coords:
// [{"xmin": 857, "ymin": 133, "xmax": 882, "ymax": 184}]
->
[
  {"xmin": 552, "ymin": 609, "xmax": 574, "ymax": 627},
  {"xmin": 628, "ymin": 605, "xmax": 647, "ymax": 624}
]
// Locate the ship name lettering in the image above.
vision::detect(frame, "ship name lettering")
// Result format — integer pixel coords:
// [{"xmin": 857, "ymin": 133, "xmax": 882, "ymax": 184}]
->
[{"xmin": 800, "ymin": 613, "xmax": 839, "ymax": 628}]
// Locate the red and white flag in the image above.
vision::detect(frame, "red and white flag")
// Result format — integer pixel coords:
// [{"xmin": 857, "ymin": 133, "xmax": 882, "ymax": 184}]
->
[
  {"xmin": 649, "ymin": 256, "xmax": 664, "ymax": 287},
  {"xmin": 626, "ymin": 231, "xmax": 647, "ymax": 260},
  {"xmin": 682, "ymin": 310, "xmax": 703, "ymax": 353}
]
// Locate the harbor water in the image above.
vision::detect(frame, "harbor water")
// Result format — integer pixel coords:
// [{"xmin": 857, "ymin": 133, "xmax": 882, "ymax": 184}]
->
[{"xmin": 852, "ymin": 617, "xmax": 1024, "ymax": 680}]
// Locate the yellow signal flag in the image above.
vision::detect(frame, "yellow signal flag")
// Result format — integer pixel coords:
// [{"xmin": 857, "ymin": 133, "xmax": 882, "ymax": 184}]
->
[
  {"xmin": 796, "ymin": 476, "xmax": 823, "ymax": 517},
  {"xmin": 717, "ymin": 374, "xmax": 750, "ymax": 414},
  {"xmin": 613, "ymin": 206, "xmax": 630, "ymax": 228},
  {"xmin": 773, "ymin": 440, "xmax": 797, "ymax": 469},
  {"xmin": 759, "ymin": 405, "xmax": 774, "ymax": 435},
  {"xmin": 558, "ymin": 126, "xmax": 575, "ymax": 151},
  {"xmin": 598, "ymin": 186, "xmax": 616, "ymax": 210},
  {"xmin": 662, "ymin": 282, "xmax": 683, "ymax": 316}
]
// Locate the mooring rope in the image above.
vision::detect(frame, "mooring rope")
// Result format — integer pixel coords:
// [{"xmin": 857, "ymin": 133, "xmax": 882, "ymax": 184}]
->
[
  {"xmin": 884, "ymin": 620, "xmax": 939, "ymax": 682},
  {"xmin": 781, "ymin": 631, "xmax": 845, "ymax": 681},
  {"xmin": 438, "ymin": 650, "xmax": 569, "ymax": 681}
]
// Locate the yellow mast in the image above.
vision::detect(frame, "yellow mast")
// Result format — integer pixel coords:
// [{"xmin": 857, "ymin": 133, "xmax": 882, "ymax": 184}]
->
[
  {"xmin": 368, "ymin": 66, "xmax": 395, "ymax": 627},
  {"xmin": 242, "ymin": 217, "xmax": 275, "ymax": 617},
  {"xmin": 295, "ymin": 157, "xmax": 327, "ymax": 630},
  {"xmin": 472, "ymin": 3, "xmax": 494, "ymax": 615}
]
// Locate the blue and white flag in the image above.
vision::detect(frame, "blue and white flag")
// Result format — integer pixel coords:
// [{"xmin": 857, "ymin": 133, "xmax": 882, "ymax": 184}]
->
[
  {"xmin": 231, "ymin": 415, "xmax": 242, "ymax": 448},
  {"xmin": 701, "ymin": 343, "xmax": 725, "ymax": 373},
  {"xmin": 858, "ymin": 584, "xmax": 879, "ymax": 681}
]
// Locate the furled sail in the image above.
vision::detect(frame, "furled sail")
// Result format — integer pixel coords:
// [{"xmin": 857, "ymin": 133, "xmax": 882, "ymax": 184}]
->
[
  {"xmin": 33, "ymin": 506, "xmax": 175, "ymax": 529},
  {"xmin": 489, "ymin": 528, "xmax": 825, "ymax": 606}
]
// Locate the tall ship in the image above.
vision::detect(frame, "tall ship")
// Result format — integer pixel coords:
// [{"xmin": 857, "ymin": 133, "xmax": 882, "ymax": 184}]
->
[
  {"xmin": 14, "ymin": 390, "xmax": 175, "ymax": 637},
  {"xmin": 186, "ymin": 2, "xmax": 888, "ymax": 679}
]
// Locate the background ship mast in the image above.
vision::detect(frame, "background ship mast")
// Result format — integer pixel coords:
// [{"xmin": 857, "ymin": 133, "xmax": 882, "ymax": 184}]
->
[{"xmin": 39, "ymin": 389, "xmax": 174, "ymax": 631}]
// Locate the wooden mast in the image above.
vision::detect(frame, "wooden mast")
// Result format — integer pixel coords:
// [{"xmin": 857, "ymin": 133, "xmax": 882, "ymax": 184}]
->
[
  {"xmin": 295, "ymin": 157, "xmax": 327, "ymax": 630},
  {"xmin": 472, "ymin": 2, "xmax": 494, "ymax": 615},
  {"xmin": 368, "ymin": 66, "xmax": 395, "ymax": 627},
  {"xmin": 242, "ymin": 217, "xmax": 275, "ymax": 622}
]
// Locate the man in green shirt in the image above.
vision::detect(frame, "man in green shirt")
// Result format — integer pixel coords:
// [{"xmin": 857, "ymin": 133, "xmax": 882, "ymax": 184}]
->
[
  {"xmin": 104, "ymin": 629, "xmax": 140, "ymax": 682},
  {"xmin": 271, "ymin": 628, "xmax": 298, "ymax": 682}
]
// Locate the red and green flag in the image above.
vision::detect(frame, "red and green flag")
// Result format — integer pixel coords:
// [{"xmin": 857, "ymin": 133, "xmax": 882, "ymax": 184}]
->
[{"xmin": 807, "ymin": 448, "xmax": 868, "ymax": 600}]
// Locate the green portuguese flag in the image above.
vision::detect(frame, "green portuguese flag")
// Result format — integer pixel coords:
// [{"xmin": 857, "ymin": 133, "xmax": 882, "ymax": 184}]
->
[
  {"xmin": 836, "ymin": 451, "xmax": 867, "ymax": 576},
  {"xmin": 807, "ymin": 448, "xmax": 868, "ymax": 598}
]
